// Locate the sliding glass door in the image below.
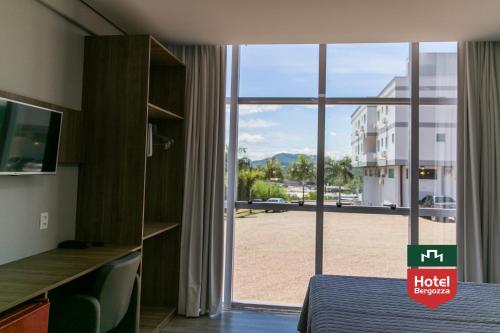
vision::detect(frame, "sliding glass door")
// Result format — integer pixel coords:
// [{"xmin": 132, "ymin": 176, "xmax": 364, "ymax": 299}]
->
[{"xmin": 224, "ymin": 42, "xmax": 458, "ymax": 308}]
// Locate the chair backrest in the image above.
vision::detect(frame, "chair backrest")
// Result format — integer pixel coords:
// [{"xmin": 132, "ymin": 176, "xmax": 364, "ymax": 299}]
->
[{"xmin": 92, "ymin": 251, "xmax": 142, "ymax": 333}]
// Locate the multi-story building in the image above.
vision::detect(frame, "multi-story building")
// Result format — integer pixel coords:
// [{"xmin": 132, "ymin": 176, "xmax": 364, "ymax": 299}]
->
[{"xmin": 351, "ymin": 52, "xmax": 457, "ymax": 207}]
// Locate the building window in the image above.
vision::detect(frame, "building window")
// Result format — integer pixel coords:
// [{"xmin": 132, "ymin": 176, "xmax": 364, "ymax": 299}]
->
[
  {"xmin": 369, "ymin": 168, "xmax": 373, "ymax": 176},
  {"xmin": 365, "ymin": 169, "xmax": 368, "ymax": 176},
  {"xmin": 388, "ymin": 168, "xmax": 395, "ymax": 178},
  {"xmin": 419, "ymin": 167, "xmax": 437, "ymax": 180},
  {"xmin": 436, "ymin": 133, "xmax": 446, "ymax": 142},
  {"xmin": 392, "ymin": 133, "xmax": 395, "ymax": 143}
]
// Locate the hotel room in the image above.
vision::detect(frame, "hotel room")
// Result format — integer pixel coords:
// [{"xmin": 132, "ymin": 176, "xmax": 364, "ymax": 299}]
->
[{"xmin": 0, "ymin": 0, "xmax": 499, "ymax": 332}]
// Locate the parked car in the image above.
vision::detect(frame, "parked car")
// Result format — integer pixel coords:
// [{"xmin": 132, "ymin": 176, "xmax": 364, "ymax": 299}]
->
[
  {"xmin": 419, "ymin": 195, "xmax": 456, "ymax": 222},
  {"xmin": 419, "ymin": 195, "xmax": 456, "ymax": 209},
  {"xmin": 265, "ymin": 198, "xmax": 287, "ymax": 213}
]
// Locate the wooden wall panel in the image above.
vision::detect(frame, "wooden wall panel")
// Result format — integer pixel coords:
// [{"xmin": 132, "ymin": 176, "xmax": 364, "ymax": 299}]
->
[
  {"xmin": 58, "ymin": 109, "xmax": 82, "ymax": 164},
  {"xmin": 76, "ymin": 35, "xmax": 150, "ymax": 245}
]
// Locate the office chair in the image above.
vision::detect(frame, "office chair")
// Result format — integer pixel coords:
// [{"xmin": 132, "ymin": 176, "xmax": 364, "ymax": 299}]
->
[{"xmin": 49, "ymin": 251, "xmax": 142, "ymax": 333}]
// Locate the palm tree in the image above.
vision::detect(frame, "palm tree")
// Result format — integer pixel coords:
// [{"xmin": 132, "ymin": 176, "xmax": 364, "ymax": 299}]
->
[
  {"xmin": 263, "ymin": 157, "xmax": 283, "ymax": 181},
  {"xmin": 288, "ymin": 155, "xmax": 315, "ymax": 202},
  {"xmin": 326, "ymin": 156, "xmax": 354, "ymax": 205},
  {"xmin": 324, "ymin": 157, "xmax": 338, "ymax": 189}
]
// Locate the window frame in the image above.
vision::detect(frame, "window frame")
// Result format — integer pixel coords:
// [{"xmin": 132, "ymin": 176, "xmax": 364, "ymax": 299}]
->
[{"xmin": 224, "ymin": 43, "xmax": 458, "ymax": 310}]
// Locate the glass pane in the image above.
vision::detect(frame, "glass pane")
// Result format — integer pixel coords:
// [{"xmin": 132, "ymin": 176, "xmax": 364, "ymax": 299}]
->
[
  {"xmin": 323, "ymin": 212, "xmax": 407, "ymax": 278},
  {"xmin": 325, "ymin": 105, "xmax": 410, "ymax": 207},
  {"xmin": 326, "ymin": 43, "xmax": 409, "ymax": 97},
  {"xmin": 237, "ymin": 105, "xmax": 317, "ymax": 204},
  {"xmin": 418, "ymin": 42, "xmax": 457, "ymax": 244},
  {"xmin": 239, "ymin": 45, "xmax": 319, "ymax": 97},
  {"xmin": 233, "ymin": 210, "xmax": 315, "ymax": 305},
  {"xmin": 324, "ymin": 104, "xmax": 409, "ymax": 278},
  {"xmin": 420, "ymin": 42, "xmax": 457, "ymax": 99},
  {"xmin": 418, "ymin": 105, "xmax": 457, "ymax": 244}
]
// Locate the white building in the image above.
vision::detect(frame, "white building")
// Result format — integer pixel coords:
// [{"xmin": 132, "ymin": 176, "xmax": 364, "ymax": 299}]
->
[{"xmin": 351, "ymin": 52, "xmax": 457, "ymax": 207}]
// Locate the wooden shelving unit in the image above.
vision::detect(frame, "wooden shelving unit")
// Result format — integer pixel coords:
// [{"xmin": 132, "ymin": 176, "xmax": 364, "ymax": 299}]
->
[
  {"xmin": 143, "ymin": 222, "xmax": 180, "ymax": 240},
  {"xmin": 148, "ymin": 103, "xmax": 183, "ymax": 120},
  {"xmin": 140, "ymin": 305, "xmax": 176, "ymax": 333},
  {"xmin": 77, "ymin": 35, "xmax": 186, "ymax": 332}
]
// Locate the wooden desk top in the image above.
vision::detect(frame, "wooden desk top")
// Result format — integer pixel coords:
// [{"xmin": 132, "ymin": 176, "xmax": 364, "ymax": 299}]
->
[{"xmin": 0, "ymin": 245, "xmax": 141, "ymax": 313}]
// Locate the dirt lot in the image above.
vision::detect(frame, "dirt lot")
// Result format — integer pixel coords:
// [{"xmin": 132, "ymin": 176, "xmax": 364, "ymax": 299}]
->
[{"xmin": 232, "ymin": 210, "xmax": 455, "ymax": 306}]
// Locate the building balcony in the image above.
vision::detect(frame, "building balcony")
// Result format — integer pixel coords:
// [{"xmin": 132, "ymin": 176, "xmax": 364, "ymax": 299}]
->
[
  {"xmin": 352, "ymin": 152, "xmax": 377, "ymax": 166},
  {"xmin": 374, "ymin": 118, "xmax": 389, "ymax": 131}
]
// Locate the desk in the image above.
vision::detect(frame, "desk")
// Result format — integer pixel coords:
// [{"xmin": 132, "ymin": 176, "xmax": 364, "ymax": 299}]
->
[{"xmin": 0, "ymin": 245, "xmax": 140, "ymax": 313}]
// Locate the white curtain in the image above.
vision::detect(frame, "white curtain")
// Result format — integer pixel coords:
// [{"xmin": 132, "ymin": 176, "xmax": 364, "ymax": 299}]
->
[
  {"xmin": 458, "ymin": 41, "xmax": 500, "ymax": 283},
  {"xmin": 171, "ymin": 45, "xmax": 226, "ymax": 316}
]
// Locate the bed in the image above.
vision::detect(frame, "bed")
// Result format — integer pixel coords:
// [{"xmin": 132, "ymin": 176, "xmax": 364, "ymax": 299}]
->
[{"xmin": 298, "ymin": 275, "xmax": 500, "ymax": 333}]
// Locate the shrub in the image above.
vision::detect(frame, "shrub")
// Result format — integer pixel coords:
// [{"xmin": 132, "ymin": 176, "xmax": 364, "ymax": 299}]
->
[
  {"xmin": 307, "ymin": 191, "xmax": 317, "ymax": 200},
  {"xmin": 251, "ymin": 180, "xmax": 287, "ymax": 201}
]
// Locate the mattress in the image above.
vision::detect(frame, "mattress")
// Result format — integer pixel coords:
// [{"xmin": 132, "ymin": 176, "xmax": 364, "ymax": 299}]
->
[{"xmin": 298, "ymin": 275, "xmax": 500, "ymax": 333}]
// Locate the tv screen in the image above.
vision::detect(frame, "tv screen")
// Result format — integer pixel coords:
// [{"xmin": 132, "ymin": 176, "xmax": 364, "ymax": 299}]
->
[{"xmin": 0, "ymin": 97, "xmax": 62, "ymax": 175}]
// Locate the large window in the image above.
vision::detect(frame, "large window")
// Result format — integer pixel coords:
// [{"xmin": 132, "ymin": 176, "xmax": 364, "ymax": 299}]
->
[{"xmin": 225, "ymin": 42, "xmax": 458, "ymax": 308}]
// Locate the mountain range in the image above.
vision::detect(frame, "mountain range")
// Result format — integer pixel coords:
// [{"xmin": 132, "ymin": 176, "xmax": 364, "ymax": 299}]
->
[{"xmin": 251, "ymin": 153, "xmax": 317, "ymax": 170}]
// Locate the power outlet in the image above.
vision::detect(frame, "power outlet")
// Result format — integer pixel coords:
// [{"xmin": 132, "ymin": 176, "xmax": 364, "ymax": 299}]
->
[{"xmin": 40, "ymin": 212, "xmax": 49, "ymax": 230}]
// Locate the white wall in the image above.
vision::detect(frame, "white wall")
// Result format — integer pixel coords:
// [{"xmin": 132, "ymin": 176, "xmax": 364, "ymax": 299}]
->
[{"xmin": 0, "ymin": 0, "xmax": 119, "ymax": 264}]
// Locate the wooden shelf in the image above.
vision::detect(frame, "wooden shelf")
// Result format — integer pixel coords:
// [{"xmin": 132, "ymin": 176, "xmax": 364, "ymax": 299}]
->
[
  {"xmin": 150, "ymin": 36, "xmax": 184, "ymax": 67},
  {"xmin": 143, "ymin": 222, "xmax": 180, "ymax": 240},
  {"xmin": 148, "ymin": 103, "xmax": 183, "ymax": 120},
  {"xmin": 140, "ymin": 305, "xmax": 176, "ymax": 333}
]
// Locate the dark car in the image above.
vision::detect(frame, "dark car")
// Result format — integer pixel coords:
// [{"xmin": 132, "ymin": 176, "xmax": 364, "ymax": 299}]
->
[
  {"xmin": 419, "ymin": 195, "xmax": 456, "ymax": 222},
  {"xmin": 419, "ymin": 195, "xmax": 456, "ymax": 209}
]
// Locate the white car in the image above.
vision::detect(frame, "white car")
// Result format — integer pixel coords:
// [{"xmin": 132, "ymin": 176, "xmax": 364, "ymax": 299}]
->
[{"xmin": 265, "ymin": 198, "xmax": 287, "ymax": 213}]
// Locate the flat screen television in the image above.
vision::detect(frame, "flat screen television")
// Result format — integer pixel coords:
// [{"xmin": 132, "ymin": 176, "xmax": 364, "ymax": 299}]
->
[{"xmin": 0, "ymin": 97, "xmax": 62, "ymax": 175}]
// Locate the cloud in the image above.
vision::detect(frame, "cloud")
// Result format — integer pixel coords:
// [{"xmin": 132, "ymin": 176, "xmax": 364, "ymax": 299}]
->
[
  {"xmin": 239, "ymin": 105, "xmax": 280, "ymax": 115},
  {"xmin": 329, "ymin": 131, "xmax": 337, "ymax": 137},
  {"xmin": 287, "ymin": 147, "xmax": 316, "ymax": 155},
  {"xmin": 239, "ymin": 132, "xmax": 265, "ymax": 143},
  {"xmin": 239, "ymin": 118, "xmax": 279, "ymax": 128}
]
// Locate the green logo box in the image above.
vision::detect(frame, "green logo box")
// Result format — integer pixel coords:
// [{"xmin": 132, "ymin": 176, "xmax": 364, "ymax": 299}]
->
[{"xmin": 407, "ymin": 245, "xmax": 457, "ymax": 267}]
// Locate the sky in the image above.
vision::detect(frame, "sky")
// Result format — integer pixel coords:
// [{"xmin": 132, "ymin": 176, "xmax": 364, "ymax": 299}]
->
[{"xmin": 226, "ymin": 42, "xmax": 457, "ymax": 161}]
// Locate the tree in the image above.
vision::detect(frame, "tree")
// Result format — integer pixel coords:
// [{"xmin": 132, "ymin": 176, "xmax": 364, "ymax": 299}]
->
[
  {"xmin": 347, "ymin": 175, "xmax": 362, "ymax": 195},
  {"xmin": 288, "ymin": 155, "xmax": 316, "ymax": 201},
  {"xmin": 263, "ymin": 157, "xmax": 283, "ymax": 181},
  {"xmin": 325, "ymin": 156, "xmax": 354, "ymax": 205},
  {"xmin": 238, "ymin": 157, "xmax": 251, "ymax": 171},
  {"xmin": 238, "ymin": 168, "xmax": 264, "ymax": 200}
]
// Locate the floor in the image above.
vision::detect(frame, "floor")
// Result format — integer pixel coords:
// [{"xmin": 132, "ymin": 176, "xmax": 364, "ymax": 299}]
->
[{"xmin": 161, "ymin": 310, "xmax": 300, "ymax": 333}]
